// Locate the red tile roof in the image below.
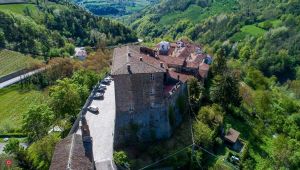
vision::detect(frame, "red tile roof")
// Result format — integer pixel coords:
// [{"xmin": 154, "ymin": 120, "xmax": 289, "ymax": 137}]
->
[
  {"xmin": 168, "ymin": 71, "xmax": 194, "ymax": 83},
  {"xmin": 224, "ymin": 128, "xmax": 240, "ymax": 143}
]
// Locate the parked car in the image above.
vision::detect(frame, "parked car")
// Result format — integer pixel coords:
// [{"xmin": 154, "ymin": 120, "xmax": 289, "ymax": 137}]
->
[
  {"xmin": 106, "ymin": 76, "xmax": 113, "ymax": 81},
  {"xmin": 3, "ymin": 138, "xmax": 9, "ymax": 142},
  {"xmin": 94, "ymin": 92, "xmax": 104, "ymax": 99},
  {"xmin": 96, "ymin": 87, "xmax": 105, "ymax": 93},
  {"xmin": 99, "ymin": 84, "xmax": 106, "ymax": 89},
  {"xmin": 102, "ymin": 79, "xmax": 110, "ymax": 85},
  {"xmin": 88, "ymin": 106, "xmax": 99, "ymax": 113}
]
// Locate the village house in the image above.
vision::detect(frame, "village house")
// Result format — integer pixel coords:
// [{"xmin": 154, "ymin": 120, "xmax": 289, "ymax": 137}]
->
[
  {"xmin": 112, "ymin": 40, "xmax": 212, "ymax": 146},
  {"xmin": 74, "ymin": 47, "xmax": 88, "ymax": 60}
]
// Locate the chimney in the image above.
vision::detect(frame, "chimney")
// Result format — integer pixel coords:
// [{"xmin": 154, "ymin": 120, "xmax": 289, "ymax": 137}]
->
[
  {"xmin": 127, "ymin": 64, "xmax": 131, "ymax": 71},
  {"xmin": 177, "ymin": 75, "xmax": 180, "ymax": 80},
  {"xmin": 160, "ymin": 62, "xmax": 164, "ymax": 68},
  {"xmin": 128, "ymin": 53, "xmax": 131, "ymax": 57},
  {"xmin": 140, "ymin": 57, "xmax": 143, "ymax": 61}
]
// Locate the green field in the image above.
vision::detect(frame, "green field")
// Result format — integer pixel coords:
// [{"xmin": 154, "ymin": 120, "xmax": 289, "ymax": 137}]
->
[
  {"xmin": 0, "ymin": 50, "xmax": 41, "ymax": 77},
  {"xmin": 159, "ymin": 0, "xmax": 237, "ymax": 25},
  {"xmin": 231, "ymin": 25, "xmax": 267, "ymax": 42},
  {"xmin": 0, "ymin": 3, "xmax": 36, "ymax": 14},
  {"xmin": 241, "ymin": 25, "xmax": 266, "ymax": 37},
  {"xmin": 0, "ymin": 85, "xmax": 47, "ymax": 132}
]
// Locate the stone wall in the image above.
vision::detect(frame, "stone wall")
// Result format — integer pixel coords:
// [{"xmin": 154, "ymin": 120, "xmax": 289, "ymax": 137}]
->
[
  {"xmin": 113, "ymin": 75, "xmax": 188, "ymax": 147},
  {"xmin": 114, "ymin": 72, "xmax": 165, "ymax": 113}
]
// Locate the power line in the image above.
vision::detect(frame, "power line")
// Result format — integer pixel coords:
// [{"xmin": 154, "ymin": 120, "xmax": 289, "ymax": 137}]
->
[{"xmin": 138, "ymin": 144, "xmax": 193, "ymax": 170}]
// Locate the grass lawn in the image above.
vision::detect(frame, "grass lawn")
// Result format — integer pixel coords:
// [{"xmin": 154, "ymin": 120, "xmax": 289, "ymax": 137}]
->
[
  {"xmin": 0, "ymin": 3, "xmax": 36, "ymax": 15},
  {"xmin": 159, "ymin": 0, "xmax": 237, "ymax": 25},
  {"xmin": 0, "ymin": 85, "xmax": 48, "ymax": 132},
  {"xmin": 241, "ymin": 25, "xmax": 266, "ymax": 37},
  {"xmin": 0, "ymin": 50, "xmax": 41, "ymax": 77}
]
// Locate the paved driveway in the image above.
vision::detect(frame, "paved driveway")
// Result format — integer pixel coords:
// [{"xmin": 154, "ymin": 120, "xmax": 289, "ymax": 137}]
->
[
  {"xmin": 0, "ymin": 68, "xmax": 45, "ymax": 89},
  {"xmin": 77, "ymin": 81, "xmax": 116, "ymax": 169}
]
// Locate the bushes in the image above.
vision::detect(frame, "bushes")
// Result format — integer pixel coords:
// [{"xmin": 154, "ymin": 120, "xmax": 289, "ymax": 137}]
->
[{"xmin": 113, "ymin": 151, "xmax": 131, "ymax": 169}]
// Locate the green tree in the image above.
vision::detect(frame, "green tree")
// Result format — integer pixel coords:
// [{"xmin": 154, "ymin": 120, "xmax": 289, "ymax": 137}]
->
[
  {"xmin": 188, "ymin": 78, "xmax": 204, "ymax": 109},
  {"xmin": 3, "ymin": 139, "xmax": 21, "ymax": 155},
  {"xmin": 27, "ymin": 134, "xmax": 60, "ymax": 170},
  {"xmin": 210, "ymin": 73, "xmax": 241, "ymax": 108},
  {"xmin": 272, "ymin": 135, "xmax": 300, "ymax": 169},
  {"xmin": 197, "ymin": 104, "xmax": 224, "ymax": 129},
  {"xmin": 193, "ymin": 121, "xmax": 214, "ymax": 148},
  {"xmin": 113, "ymin": 151, "xmax": 130, "ymax": 168},
  {"xmin": 211, "ymin": 49, "xmax": 228, "ymax": 76},
  {"xmin": 49, "ymin": 78, "xmax": 81, "ymax": 119},
  {"xmin": 244, "ymin": 67, "xmax": 269, "ymax": 90},
  {"xmin": 22, "ymin": 104, "xmax": 54, "ymax": 142}
]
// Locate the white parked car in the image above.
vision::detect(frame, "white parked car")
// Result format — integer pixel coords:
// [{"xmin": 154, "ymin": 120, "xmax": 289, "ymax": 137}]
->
[
  {"xmin": 3, "ymin": 138, "xmax": 9, "ymax": 142},
  {"xmin": 88, "ymin": 106, "xmax": 99, "ymax": 113},
  {"xmin": 94, "ymin": 92, "xmax": 104, "ymax": 99}
]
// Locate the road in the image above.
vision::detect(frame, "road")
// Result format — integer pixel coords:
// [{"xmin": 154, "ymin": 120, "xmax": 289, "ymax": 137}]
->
[
  {"xmin": 77, "ymin": 81, "xmax": 116, "ymax": 169},
  {"xmin": 0, "ymin": 68, "xmax": 45, "ymax": 89}
]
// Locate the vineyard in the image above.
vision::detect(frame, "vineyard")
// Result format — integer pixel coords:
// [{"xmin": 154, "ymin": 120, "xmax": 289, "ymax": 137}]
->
[{"xmin": 0, "ymin": 50, "xmax": 41, "ymax": 77}]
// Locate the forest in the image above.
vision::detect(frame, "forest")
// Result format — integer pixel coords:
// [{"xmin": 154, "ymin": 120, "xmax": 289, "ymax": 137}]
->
[
  {"xmin": 1, "ymin": 0, "xmax": 300, "ymax": 169},
  {"xmin": 0, "ymin": 0, "xmax": 137, "ymax": 59},
  {"xmin": 111, "ymin": 0, "xmax": 300, "ymax": 169}
]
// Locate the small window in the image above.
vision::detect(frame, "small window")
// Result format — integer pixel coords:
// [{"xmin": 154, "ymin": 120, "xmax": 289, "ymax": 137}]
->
[
  {"xmin": 150, "ymin": 88, "xmax": 155, "ymax": 95},
  {"xmin": 150, "ymin": 74, "xmax": 154, "ymax": 80},
  {"xmin": 129, "ymin": 104, "xmax": 134, "ymax": 112}
]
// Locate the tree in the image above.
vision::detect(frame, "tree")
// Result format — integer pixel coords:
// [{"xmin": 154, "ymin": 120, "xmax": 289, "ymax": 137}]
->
[
  {"xmin": 22, "ymin": 104, "xmax": 54, "ymax": 142},
  {"xmin": 210, "ymin": 73, "xmax": 241, "ymax": 108},
  {"xmin": 188, "ymin": 78, "xmax": 204, "ymax": 109},
  {"xmin": 27, "ymin": 134, "xmax": 60, "ymax": 170},
  {"xmin": 211, "ymin": 48, "xmax": 228, "ymax": 76},
  {"xmin": 272, "ymin": 135, "xmax": 300, "ymax": 169},
  {"xmin": 3, "ymin": 139, "xmax": 21, "ymax": 155},
  {"xmin": 193, "ymin": 121, "xmax": 214, "ymax": 148},
  {"xmin": 113, "ymin": 151, "xmax": 130, "ymax": 168},
  {"xmin": 244, "ymin": 67, "xmax": 269, "ymax": 90},
  {"xmin": 49, "ymin": 78, "xmax": 81, "ymax": 119},
  {"xmin": 197, "ymin": 104, "xmax": 224, "ymax": 129}
]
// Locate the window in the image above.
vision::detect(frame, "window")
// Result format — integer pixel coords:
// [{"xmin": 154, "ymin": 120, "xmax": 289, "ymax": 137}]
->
[
  {"xmin": 150, "ymin": 88, "xmax": 155, "ymax": 95},
  {"xmin": 129, "ymin": 104, "xmax": 134, "ymax": 112},
  {"xmin": 150, "ymin": 74, "xmax": 154, "ymax": 80}
]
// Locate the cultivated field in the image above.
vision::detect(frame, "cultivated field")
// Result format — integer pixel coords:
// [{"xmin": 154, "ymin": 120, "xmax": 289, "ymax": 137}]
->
[
  {"xmin": 0, "ymin": 85, "xmax": 47, "ymax": 132},
  {"xmin": 0, "ymin": 50, "xmax": 41, "ymax": 77}
]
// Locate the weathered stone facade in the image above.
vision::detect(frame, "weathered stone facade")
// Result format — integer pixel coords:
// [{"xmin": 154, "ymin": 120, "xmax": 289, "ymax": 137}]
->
[
  {"xmin": 113, "ymin": 72, "xmax": 187, "ymax": 146},
  {"xmin": 111, "ymin": 45, "xmax": 190, "ymax": 147}
]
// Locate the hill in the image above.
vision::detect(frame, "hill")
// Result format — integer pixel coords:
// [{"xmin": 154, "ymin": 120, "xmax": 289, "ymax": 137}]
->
[
  {"xmin": 0, "ymin": 0, "xmax": 137, "ymax": 59},
  {"xmin": 131, "ymin": 0, "xmax": 300, "ymax": 82},
  {"xmin": 71, "ymin": 0, "xmax": 159, "ymax": 20}
]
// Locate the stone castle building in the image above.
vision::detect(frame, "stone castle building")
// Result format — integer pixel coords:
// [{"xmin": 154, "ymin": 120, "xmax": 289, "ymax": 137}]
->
[{"xmin": 112, "ymin": 40, "xmax": 212, "ymax": 146}]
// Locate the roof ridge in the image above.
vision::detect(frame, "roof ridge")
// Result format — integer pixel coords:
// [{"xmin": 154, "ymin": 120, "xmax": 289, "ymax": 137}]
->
[
  {"xmin": 129, "ymin": 46, "xmax": 166, "ymax": 72},
  {"xmin": 67, "ymin": 134, "xmax": 75, "ymax": 170}
]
